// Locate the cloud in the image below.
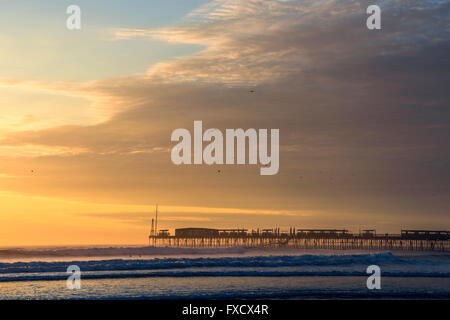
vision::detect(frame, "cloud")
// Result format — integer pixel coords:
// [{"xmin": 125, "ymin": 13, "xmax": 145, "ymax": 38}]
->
[
  {"xmin": 110, "ymin": 0, "xmax": 450, "ymax": 86},
  {"xmin": 0, "ymin": 77, "xmax": 149, "ymax": 125},
  {"xmin": 0, "ymin": 0, "xmax": 449, "ymax": 231},
  {"xmin": 0, "ymin": 145, "xmax": 88, "ymax": 157}
]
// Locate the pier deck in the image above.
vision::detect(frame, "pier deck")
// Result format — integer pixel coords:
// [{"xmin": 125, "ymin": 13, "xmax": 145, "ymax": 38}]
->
[{"xmin": 149, "ymin": 228, "xmax": 450, "ymax": 252}]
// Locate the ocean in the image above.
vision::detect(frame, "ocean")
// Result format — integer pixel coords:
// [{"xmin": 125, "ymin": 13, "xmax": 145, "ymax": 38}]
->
[{"xmin": 0, "ymin": 246, "xmax": 449, "ymax": 299}]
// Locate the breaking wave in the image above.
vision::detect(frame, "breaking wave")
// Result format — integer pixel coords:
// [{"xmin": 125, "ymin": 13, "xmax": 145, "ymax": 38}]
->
[
  {"xmin": 0, "ymin": 245, "xmax": 247, "ymax": 258},
  {"xmin": 0, "ymin": 251, "xmax": 449, "ymax": 282},
  {"xmin": 0, "ymin": 252, "xmax": 399, "ymax": 273}
]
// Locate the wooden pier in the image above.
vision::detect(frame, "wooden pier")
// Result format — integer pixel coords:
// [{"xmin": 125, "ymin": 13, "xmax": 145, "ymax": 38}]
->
[{"xmin": 149, "ymin": 228, "xmax": 450, "ymax": 252}]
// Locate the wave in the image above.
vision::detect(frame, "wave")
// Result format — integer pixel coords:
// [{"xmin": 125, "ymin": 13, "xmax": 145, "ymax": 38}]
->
[
  {"xmin": 0, "ymin": 246, "xmax": 247, "ymax": 258},
  {"xmin": 0, "ymin": 252, "xmax": 448, "ymax": 282},
  {"xmin": 0, "ymin": 252, "xmax": 404, "ymax": 274},
  {"xmin": 1, "ymin": 269, "xmax": 450, "ymax": 283}
]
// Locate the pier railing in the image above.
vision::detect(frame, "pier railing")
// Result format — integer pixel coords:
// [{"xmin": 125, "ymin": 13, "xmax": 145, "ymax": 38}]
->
[{"xmin": 149, "ymin": 229, "xmax": 450, "ymax": 252}]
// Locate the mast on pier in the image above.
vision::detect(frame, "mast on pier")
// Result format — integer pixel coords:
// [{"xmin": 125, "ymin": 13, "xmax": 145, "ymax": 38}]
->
[{"xmin": 155, "ymin": 204, "xmax": 158, "ymax": 236}]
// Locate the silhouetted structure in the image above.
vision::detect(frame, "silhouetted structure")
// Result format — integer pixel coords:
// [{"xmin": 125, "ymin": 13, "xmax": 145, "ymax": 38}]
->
[{"xmin": 149, "ymin": 227, "xmax": 450, "ymax": 252}]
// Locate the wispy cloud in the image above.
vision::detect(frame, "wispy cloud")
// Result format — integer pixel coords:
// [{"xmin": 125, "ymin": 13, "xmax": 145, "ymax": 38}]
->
[{"xmin": 0, "ymin": 0, "xmax": 448, "ymax": 234}]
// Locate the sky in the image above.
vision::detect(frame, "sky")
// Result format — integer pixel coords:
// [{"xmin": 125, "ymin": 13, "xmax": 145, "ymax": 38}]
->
[{"xmin": 0, "ymin": 0, "xmax": 449, "ymax": 246}]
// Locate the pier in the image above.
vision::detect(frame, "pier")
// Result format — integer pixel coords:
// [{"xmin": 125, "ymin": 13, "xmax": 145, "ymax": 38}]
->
[{"xmin": 149, "ymin": 227, "xmax": 450, "ymax": 252}]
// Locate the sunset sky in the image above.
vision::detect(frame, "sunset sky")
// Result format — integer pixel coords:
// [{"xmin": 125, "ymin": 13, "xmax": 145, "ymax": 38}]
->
[{"xmin": 0, "ymin": 0, "xmax": 449, "ymax": 246}]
